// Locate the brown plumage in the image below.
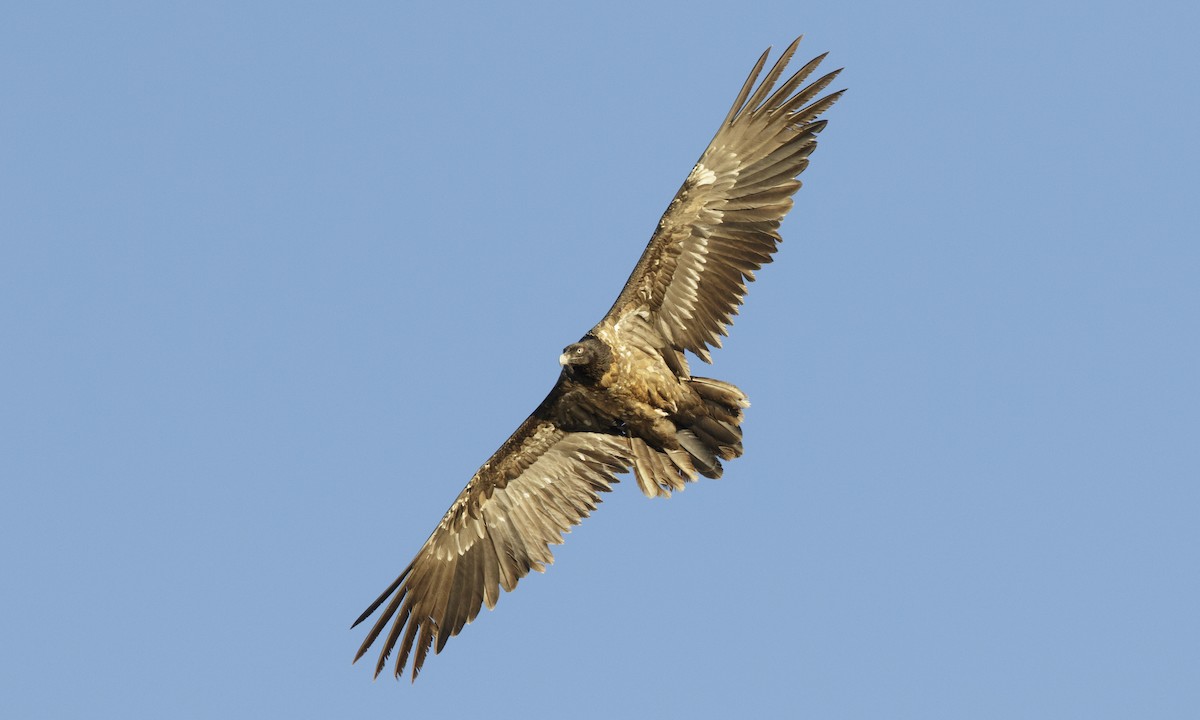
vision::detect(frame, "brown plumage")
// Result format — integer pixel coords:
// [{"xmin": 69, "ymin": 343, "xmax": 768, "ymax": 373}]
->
[{"xmin": 353, "ymin": 37, "xmax": 844, "ymax": 681}]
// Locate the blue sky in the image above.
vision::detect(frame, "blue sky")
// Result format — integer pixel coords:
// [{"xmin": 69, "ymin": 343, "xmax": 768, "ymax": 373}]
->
[{"xmin": 3, "ymin": 2, "xmax": 1197, "ymax": 718}]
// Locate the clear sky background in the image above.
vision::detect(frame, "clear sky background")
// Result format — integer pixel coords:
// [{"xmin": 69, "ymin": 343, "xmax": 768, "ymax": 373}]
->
[{"xmin": 3, "ymin": 2, "xmax": 1197, "ymax": 718}]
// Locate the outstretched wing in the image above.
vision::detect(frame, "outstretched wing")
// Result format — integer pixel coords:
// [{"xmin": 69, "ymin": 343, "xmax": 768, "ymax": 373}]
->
[
  {"xmin": 601, "ymin": 38, "xmax": 844, "ymax": 362},
  {"xmin": 352, "ymin": 385, "xmax": 632, "ymax": 681}
]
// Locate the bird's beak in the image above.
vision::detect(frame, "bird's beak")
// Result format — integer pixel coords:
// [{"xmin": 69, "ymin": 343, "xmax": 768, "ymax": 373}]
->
[{"xmin": 559, "ymin": 353, "xmax": 570, "ymax": 366}]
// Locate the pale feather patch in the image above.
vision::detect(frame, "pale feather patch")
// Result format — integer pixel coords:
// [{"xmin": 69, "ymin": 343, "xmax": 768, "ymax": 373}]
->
[{"xmin": 690, "ymin": 163, "xmax": 717, "ymax": 187}]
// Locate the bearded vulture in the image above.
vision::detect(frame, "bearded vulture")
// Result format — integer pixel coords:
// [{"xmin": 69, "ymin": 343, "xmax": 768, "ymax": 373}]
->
[{"xmin": 353, "ymin": 37, "xmax": 844, "ymax": 680}]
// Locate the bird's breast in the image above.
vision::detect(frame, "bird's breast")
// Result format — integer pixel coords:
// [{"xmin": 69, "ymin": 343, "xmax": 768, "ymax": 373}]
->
[{"xmin": 602, "ymin": 345, "xmax": 686, "ymax": 414}]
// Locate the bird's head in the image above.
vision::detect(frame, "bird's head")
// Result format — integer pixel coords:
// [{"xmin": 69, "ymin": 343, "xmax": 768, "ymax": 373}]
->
[{"xmin": 559, "ymin": 335, "xmax": 612, "ymax": 385}]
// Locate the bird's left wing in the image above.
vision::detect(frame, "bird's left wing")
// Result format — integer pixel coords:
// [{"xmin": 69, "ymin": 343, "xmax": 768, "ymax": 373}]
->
[
  {"xmin": 352, "ymin": 388, "xmax": 633, "ymax": 681},
  {"xmin": 600, "ymin": 38, "xmax": 843, "ymax": 362}
]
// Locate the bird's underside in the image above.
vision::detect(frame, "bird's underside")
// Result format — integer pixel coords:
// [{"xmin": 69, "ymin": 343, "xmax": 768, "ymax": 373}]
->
[{"xmin": 353, "ymin": 36, "xmax": 844, "ymax": 681}]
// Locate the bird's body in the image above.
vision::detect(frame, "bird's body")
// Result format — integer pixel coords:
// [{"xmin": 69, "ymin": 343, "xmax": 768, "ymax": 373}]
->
[{"xmin": 354, "ymin": 37, "xmax": 844, "ymax": 680}]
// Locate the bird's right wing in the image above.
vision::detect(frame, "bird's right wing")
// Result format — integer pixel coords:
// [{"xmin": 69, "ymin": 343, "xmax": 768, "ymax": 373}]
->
[{"xmin": 352, "ymin": 384, "xmax": 633, "ymax": 681}]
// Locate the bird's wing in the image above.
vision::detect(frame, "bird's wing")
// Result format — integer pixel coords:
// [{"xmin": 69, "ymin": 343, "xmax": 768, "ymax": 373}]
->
[
  {"xmin": 601, "ymin": 38, "xmax": 843, "ymax": 362},
  {"xmin": 352, "ymin": 385, "xmax": 632, "ymax": 681}
]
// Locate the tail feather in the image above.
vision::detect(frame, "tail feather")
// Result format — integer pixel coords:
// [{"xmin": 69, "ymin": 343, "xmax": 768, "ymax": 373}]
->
[
  {"xmin": 682, "ymin": 377, "xmax": 748, "ymax": 469},
  {"xmin": 690, "ymin": 377, "xmax": 750, "ymax": 420},
  {"xmin": 691, "ymin": 416, "xmax": 742, "ymax": 460},
  {"xmin": 629, "ymin": 377, "xmax": 750, "ymax": 498},
  {"xmin": 676, "ymin": 429, "xmax": 723, "ymax": 479}
]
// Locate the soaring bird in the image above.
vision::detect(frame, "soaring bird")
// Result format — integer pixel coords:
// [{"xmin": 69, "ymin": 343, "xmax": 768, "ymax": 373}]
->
[{"xmin": 353, "ymin": 37, "xmax": 843, "ymax": 681}]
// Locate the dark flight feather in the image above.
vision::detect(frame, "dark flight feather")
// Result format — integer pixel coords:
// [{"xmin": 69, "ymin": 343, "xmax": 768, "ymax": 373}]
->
[{"xmin": 353, "ymin": 37, "xmax": 843, "ymax": 681}]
